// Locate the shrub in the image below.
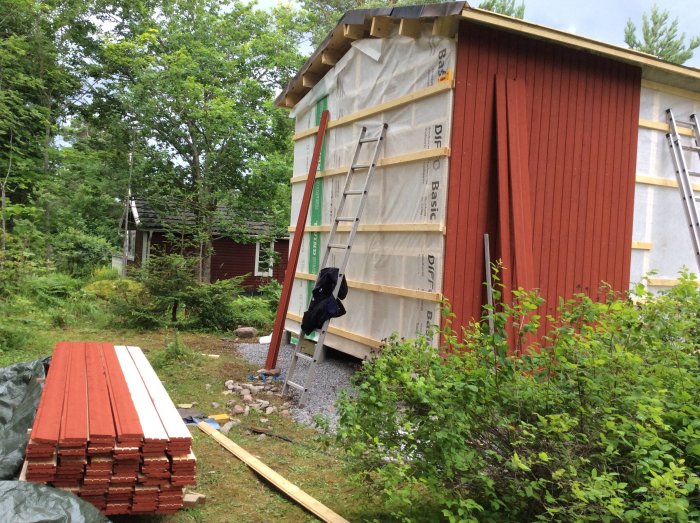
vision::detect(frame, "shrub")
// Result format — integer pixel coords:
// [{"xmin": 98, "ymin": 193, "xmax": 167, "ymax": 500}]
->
[
  {"xmin": 52, "ymin": 228, "xmax": 114, "ymax": 278},
  {"xmin": 337, "ymin": 272, "xmax": 700, "ymax": 522},
  {"xmin": 89, "ymin": 266, "xmax": 120, "ymax": 282},
  {"xmin": 229, "ymin": 295, "xmax": 274, "ymax": 331},
  {"xmin": 150, "ymin": 333, "xmax": 201, "ymax": 371},
  {"xmin": 84, "ymin": 278, "xmax": 145, "ymax": 301},
  {"xmin": 182, "ymin": 277, "xmax": 246, "ymax": 331},
  {"xmin": 20, "ymin": 273, "xmax": 81, "ymax": 306},
  {"xmin": 258, "ymin": 279, "xmax": 282, "ymax": 313},
  {"xmin": 106, "ymin": 279, "xmax": 164, "ymax": 330}
]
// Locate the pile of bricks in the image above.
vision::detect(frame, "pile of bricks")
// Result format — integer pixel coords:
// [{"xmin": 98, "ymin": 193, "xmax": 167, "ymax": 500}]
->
[{"xmin": 23, "ymin": 342, "xmax": 196, "ymax": 515}]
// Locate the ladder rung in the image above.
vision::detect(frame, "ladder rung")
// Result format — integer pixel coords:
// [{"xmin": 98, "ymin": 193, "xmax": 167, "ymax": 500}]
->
[
  {"xmin": 352, "ymin": 164, "xmax": 370, "ymax": 171},
  {"xmin": 676, "ymin": 120, "xmax": 695, "ymax": 127},
  {"xmin": 688, "ymin": 171, "xmax": 700, "ymax": 177},
  {"xmin": 285, "ymin": 380, "xmax": 305, "ymax": 392},
  {"xmin": 359, "ymin": 136, "xmax": 380, "ymax": 143},
  {"xmin": 294, "ymin": 352, "xmax": 313, "ymax": 363},
  {"xmin": 344, "ymin": 189, "xmax": 365, "ymax": 196},
  {"xmin": 327, "ymin": 243, "xmax": 349, "ymax": 249},
  {"xmin": 335, "ymin": 216, "xmax": 357, "ymax": 222},
  {"xmin": 682, "ymin": 145, "xmax": 700, "ymax": 153}
]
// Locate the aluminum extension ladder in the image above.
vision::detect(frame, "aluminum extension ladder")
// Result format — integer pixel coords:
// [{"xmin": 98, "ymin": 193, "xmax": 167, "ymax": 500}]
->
[
  {"xmin": 666, "ymin": 109, "xmax": 700, "ymax": 271},
  {"xmin": 283, "ymin": 123, "xmax": 388, "ymax": 405}
]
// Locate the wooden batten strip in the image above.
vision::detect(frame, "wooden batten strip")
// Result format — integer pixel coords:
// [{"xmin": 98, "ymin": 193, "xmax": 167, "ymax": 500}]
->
[
  {"xmin": 293, "ymin": 82, "xmax": 454, "ymax": 141},
  {"xmin": 59, "ymin": 342, "xmax": 88, "ymax": 446},
  {"xmin": 290, "ymin": 147, "xmax": 451, "ymax": 184},
  {"xmin": 631, "ymin": 241, "xmax": 653, "ymax": 250},
  {"xmin": 294, "ymin": 271, "xmax": 442, "ymax": 302},
  {"xmin": 86, "ymin": 344, "xmax": 116, "ymax": 441},
  {"xmin": 286, "ymin": 312, "xmax": 383, "ymax": 349},
  {"xmin": 636, "ymin": 174, "xmax": 700, "ymax": 191},
  {"xmin": 321, "ymin": 50, "xmax": 341, "ymax": 66},
  {"xmin": 646, "ymin": 278, "xmax": 699, "ymax": 287},
  {"xmin": 343, "ymin": 23, "xmax": 365, "ymax": 40},
  {"xmin": 641, "ymin": 79, "xmax": 700, "ymax": 102},
  {"xmin": 432, "ymin": 16, "xmax": 459, "ymax": 38},
  {"xmin": 639, "ymin": 118, "xmax": 694, "ymax": 137},
  {"xmin": 198, "ymin": 421, "xmax": 350, "ymax": 523},
  {"xmin": 31, "ymin": 343, "xmax": 71, "ymax": 443},
  {"xmin": 288, "ymin": 223, "xmax": 445, "ymax": 234}
]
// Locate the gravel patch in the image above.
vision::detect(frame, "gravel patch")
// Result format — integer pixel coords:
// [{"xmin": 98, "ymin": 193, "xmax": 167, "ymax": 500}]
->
[{"xmin": 235, "ymin": 342, "xmax": 360, "ymax": 431}]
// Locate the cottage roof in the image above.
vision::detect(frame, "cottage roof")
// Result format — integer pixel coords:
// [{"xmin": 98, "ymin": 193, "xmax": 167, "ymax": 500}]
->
[
  {"xmin": 276, "ymin": 2, "xmax": 700, "ymax": 108},
  {"xmin": 127, "ymin": 198, "xmax": 280, "ymax": 238}
]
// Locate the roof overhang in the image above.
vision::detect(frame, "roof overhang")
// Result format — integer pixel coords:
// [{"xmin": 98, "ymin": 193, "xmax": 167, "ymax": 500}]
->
[{"xmin": 276, "ymin": 3, "xmax": 700, "ymax": 109}]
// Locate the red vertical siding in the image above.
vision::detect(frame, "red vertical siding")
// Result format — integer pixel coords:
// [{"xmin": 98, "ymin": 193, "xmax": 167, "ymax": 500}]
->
[
  {"xmin": 210, "ymin": 238, "xmax": 289, "ymax": 290},
  {"xmin": 444, "ymin": 22, "xmax": 641, "ymax": 336}
]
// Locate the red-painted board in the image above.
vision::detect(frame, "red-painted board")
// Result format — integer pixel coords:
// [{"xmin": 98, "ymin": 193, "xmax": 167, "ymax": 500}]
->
[{"xmin": 444, "ymin": 22, "xmax": 641, "ymax": 339}]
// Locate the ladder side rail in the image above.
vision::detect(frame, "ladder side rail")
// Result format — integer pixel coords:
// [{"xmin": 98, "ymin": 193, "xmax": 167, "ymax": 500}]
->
[
  {"xmin": 667, "ymin": 110, "xmax": 700, "ymax": 269},
  {"xmin": 336, "ymin": 124, "xmax": 389, "ymax": 284}
]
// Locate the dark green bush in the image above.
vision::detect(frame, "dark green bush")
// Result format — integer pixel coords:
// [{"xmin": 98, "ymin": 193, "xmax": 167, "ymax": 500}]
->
[
  {"xmin": 229, "ymin": 295, "xmax": 274, "ymax": 331},
  {"xmin": 182, "ymin": 276, "xmax": 246, "ymax": 331},
  {"xmin": 52, "ymin": 228, "xmax": 114, "ymax": 277},
  {"xmin": 20, "ymin": 273, "xmax": 81, "ymax": 306},
  {"xmin": 337, "ymin": 272, "xmax": 700, "ymax": 522}
]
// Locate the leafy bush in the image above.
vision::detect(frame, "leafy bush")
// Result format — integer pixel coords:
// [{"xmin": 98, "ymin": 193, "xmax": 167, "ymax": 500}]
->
[
  {"xmin": 105, "ymin": 279, "xmax": 164, "ymax": 330},
  {"xmin": 183, "ymin": 277, "xmax": 246, "ymax": 331},
  {"xmin": 52, "ymin": 228, "xmax": 114, "ymax": 277},
  {"xmin": 337, "ymin": 272, "xmax": 700, "ymax": 522},
  {"xmin": 89, "ymin": 266, "xmax": 120, "ymax": 282},
  {"xmin": 84, "ymin": 278, "xmax": 145, "ymax": 300},
  {"xmin": 150, "ymin": 333, "xmax": 201, "ymax": 371},
  {"xmin": 229, "ymin": 295, "xmax": 275, "ymax": 331},
  {"xmin": 258, "ymin": 279, "xmax": 282, "ymax": 313},
  {"xmin": 20, "ymin": 273, "xmax": 81, "ymax": 306}
]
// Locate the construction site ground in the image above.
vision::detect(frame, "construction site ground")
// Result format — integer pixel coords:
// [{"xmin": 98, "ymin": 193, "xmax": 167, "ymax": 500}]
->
[{"xmin": 5, "ymin": 327, "xmax": 381, "ymax": 523}]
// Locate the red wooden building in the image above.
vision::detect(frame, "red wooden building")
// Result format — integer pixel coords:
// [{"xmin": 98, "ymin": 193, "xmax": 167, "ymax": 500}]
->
[
  {"xmin": 124, "ymin": 198, "xmax": 288, "ymax": 291},
  {"xmin": 275, "ymin": 3, "xmax": 700, "ymax": 359}
]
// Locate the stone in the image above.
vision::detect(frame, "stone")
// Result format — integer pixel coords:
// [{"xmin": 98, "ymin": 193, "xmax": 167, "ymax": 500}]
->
[
  {"xmin": 256, "ymin": 433, "xmax": 267, "ymax": 441},
  {"xmin": 244, "ymin": 406, "xmax": 250, "ymax": 416},
  {"xmin": 221, "ymin": 390, "xmax": 233, "ymax": 396},
  {"xmin": 239, "ymin": 389, "xmax": 249, "ymax": 397},
  {"xmin": 265, "ymin": 406, "xmax": 276, "ymax": 415},
  {"xmin": 243, "ymin": 394, "xmax": 253, "ymax": 403},
  {"xmin": 248, "ymin": 385, "xmax": 263, "ymax": 394},
  {"xmin": 225, "ymin": 380, "xmax": 235, "ymax": 390},
  {"xmin": 235, "ymin": 326, "xmax": 257, "ymax": 338},
  {"xmin": 205, "ymin": 384, "xmax": 212, "ymax": 391},
  {"xmin": 211, "ymin": 402, "xmax": 220, "ymax": 409},
  {"xmin": 232, "ymin": 404, "xmax": 245, "ymax": 415},
  {"xmin": 231, "ymin": 384, "xmax": 243, "ymax": 392},
  {"xmin": 281, "ymin": 409, "xmax": 290, "ymax": 417},
  {"xmin": 259, "ymin": 418, "xmax": 268, "ymax": 423},
  {"xmin": 256, "ymin": 400, "xmax": 270, "ymax": 409},
  {"xmin": 220, "ymin": 421, "xmax": 236, "ymax": 435},
  {"xmin": 249, "ymin": 404, "xmax": 262, "ymax": 412}
]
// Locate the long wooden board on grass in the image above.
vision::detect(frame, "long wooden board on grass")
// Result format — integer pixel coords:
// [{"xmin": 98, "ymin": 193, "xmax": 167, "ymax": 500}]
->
[{"xmin": 197, "ymin": 421, "xmax": 349, "ymax": 523}]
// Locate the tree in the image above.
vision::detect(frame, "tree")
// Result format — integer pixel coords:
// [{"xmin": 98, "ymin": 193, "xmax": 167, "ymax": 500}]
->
[
  {"xmin": 478, "ymin": 0, "xmax": 525, "ymax": 19},
  {"xmin": 95, "ymin": 0, "xmax": 305, "ymax": 282},
  {"xmin": 624, "ymin": 5, "xmax": 700, "ymax": 64}
]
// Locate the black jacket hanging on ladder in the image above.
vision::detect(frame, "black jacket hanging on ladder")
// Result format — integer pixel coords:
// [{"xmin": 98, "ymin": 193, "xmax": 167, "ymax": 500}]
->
[{"xmin": 301, "ymin": 267, "xmax": 348, "ymax": 335}]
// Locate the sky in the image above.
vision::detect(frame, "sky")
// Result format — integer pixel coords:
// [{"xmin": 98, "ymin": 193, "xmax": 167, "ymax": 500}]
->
[{"xmin": 254, "ymin": 0, "xmax": 700, "ymax": 68}]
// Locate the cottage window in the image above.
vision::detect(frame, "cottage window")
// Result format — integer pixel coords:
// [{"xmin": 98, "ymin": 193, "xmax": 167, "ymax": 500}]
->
[
  {"xmin": 127, "ymin": 230, "xmax": 136, "ymax": 261},
  {"xmin": 255, "ymin": 241, "xmax": 274, "ymax": 277}
]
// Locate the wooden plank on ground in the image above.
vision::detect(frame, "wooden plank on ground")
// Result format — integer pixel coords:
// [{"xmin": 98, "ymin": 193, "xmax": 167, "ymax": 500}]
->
[
  {"xmin": 197, "ymin": 422, "xmax": 349, "ymax": 523},
  {"xmin": 102, "ymin": 345, "xmax": 143, "ymax": 443}
]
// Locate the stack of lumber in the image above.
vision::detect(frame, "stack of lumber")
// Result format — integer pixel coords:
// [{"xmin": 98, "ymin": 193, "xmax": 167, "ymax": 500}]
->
[{"xmin": 24, "ymin": 342, "xmax": 196, "ymax": 515}]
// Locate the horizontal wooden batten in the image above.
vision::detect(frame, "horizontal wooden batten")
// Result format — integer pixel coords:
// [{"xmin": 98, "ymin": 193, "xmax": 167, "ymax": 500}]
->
[
  {"xmin": 294, "ymin": 271, "xmax": 442, "ymax": 302},
  {"xmin": 293, "ymin": 81, "xmax": 454, "ymax": 141},
  {"xmin": 641, "ymin": 79, "xmax": 700, "ymax": 102},
  {"xmin": 636, "ymin": 174, "xmax": 700, "ymax": 191},
  {"xmin": 286, "ymin": 312, "xmax": 382, "ymax": 349},
  {"xmin": 288, "ymin": 223, "xmax": 445, "ymax": 234},
  {"xmin": 291, "ymin": 147, "xmax": 451, "ymax": 184},
  {"xmin": 639, "ymin": 118, "xmax": 694, "ymax": 137},
  {"xmin": 647, "ymin": 278, "xmax": 698, "ymax": 287},
  {"xmin": 631, "ymin": 241, "xmax": 652, "ymax": 250}
]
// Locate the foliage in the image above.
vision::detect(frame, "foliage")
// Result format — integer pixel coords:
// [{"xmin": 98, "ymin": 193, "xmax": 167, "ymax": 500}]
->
[
  {"xmin": 150, "ymin": 332, "xmax": 201, "ymax": 370},
  {"xmin": 624, "ymin": 5, "xmax": 700, "ymax": 64},
  {"xmin": 258, "ymin": 279, "xmax": 282, "ymax": 313},
  {"xmin": 52, "ymin": 229, "xmax": 114, "ymax": 278},
  {"xmin": 84, "ymin": 277, "xmax": 145, "ymax": 301},
  {"xmin": 478, "ymin": 0, "xmax": 525, "ymax": 18},
  {"xmin": 106, "ymin": 278, "xmax": 164, "ymax": 330},
  {"xmin": 136, "ymin": 254, "xmax": 196, "ymax": 322},
  {"xmin": 337, "ymin": 272, "xmax": 700, "ymax": 522},
  {"xmin": 228, "ymin": 295, "xmax": 275, "ymax": 331},
  {"xmin": 182, "ymin": 276, "xmax": 246, "ymax": 331}
]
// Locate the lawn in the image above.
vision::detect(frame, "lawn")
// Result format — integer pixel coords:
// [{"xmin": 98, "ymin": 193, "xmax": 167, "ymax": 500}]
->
[{"xmin": 4, "ymin": 326, "xmax": 381, "ymax": 523}]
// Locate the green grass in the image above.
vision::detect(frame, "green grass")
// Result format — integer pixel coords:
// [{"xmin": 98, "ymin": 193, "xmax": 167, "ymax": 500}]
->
[{"xmin": 1, "ymin": 326, "xmax": 379, "ymax": 522}]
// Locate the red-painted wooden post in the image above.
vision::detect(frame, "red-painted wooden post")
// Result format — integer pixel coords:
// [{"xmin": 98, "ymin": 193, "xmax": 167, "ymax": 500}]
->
[{"xmin": 265, "ymin": 109, "xmax": 330, "ymax": 370}]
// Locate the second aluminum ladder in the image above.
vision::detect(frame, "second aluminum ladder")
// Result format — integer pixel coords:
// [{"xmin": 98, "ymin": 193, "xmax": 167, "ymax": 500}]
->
[{"xmin": 666, "ymin": 109, "xmax": 700, "ymax": 271}]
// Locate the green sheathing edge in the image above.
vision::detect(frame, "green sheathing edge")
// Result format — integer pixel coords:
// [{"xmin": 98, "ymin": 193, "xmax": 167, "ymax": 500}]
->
[{"xmin": 308, "ymin": 97, "xmax": 327, "ymax": 303}]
